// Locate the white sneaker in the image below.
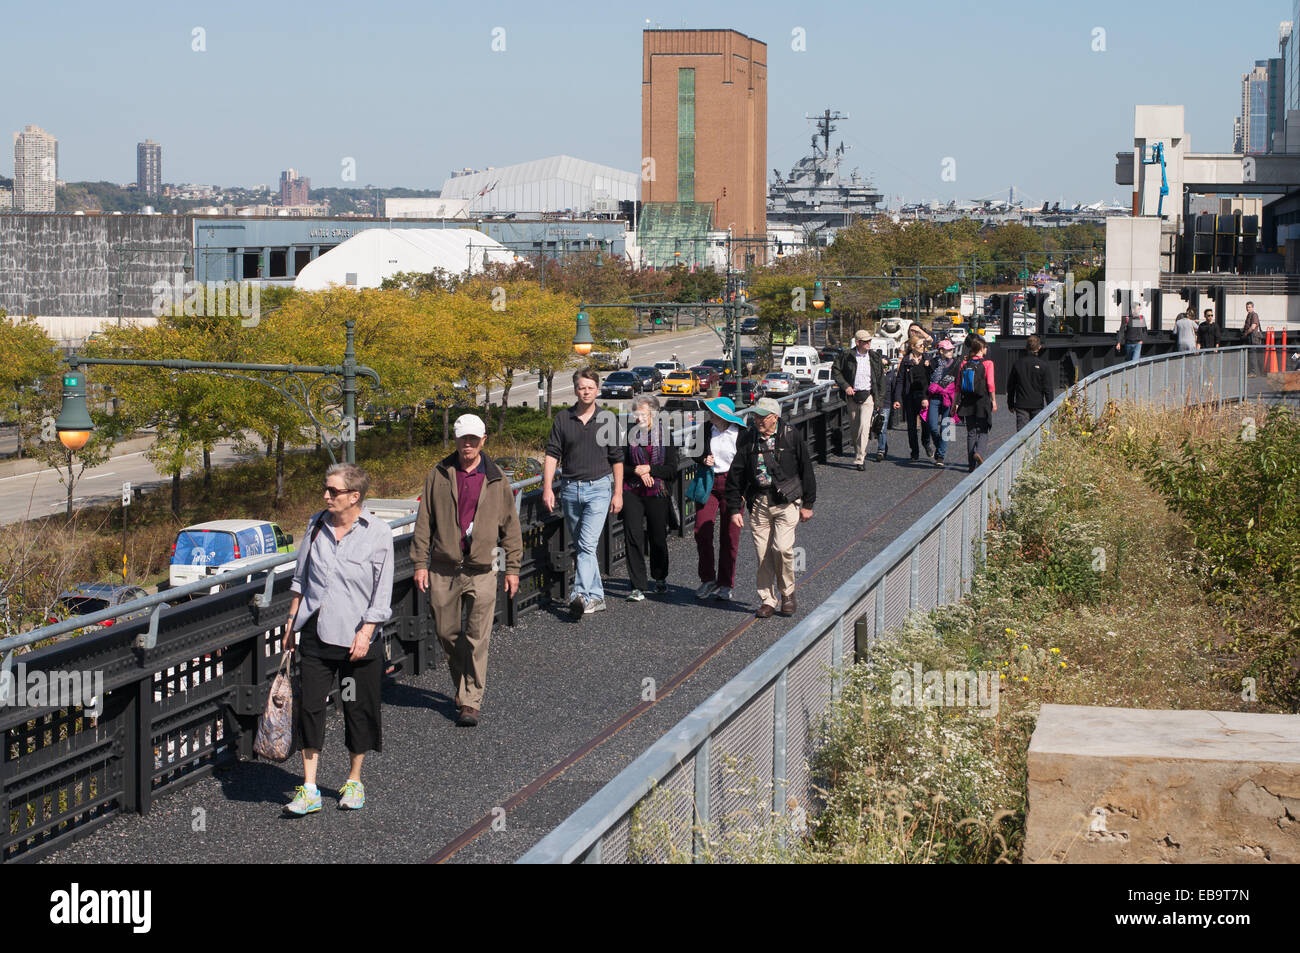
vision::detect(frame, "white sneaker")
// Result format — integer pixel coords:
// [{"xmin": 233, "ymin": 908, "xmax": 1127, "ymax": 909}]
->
[
  {"xmin": 584, "ymin": 597, "xmax": 607, "ymax": 614},
  {"xmin": 712, "ymin": 586, "xmax": 733, "ymax": 601},
  {"xmin": 626, "ymin": 590, "xmax": 645, "ymax": 602},
  {"xmin": 696, "ymin": 581, "xmax": 717, "ymax": 600}
]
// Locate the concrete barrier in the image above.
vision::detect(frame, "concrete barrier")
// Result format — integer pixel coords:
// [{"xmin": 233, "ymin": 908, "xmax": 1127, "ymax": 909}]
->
[{"xmin": 1026, "ymin": 704, "xmax": 1300, "ymax": 863}]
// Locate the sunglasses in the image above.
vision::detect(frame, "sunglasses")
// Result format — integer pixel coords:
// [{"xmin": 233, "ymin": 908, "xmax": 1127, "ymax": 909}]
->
[{"xmin": 323, "ymin": 484, "xmax": 355, "ymax": 497}]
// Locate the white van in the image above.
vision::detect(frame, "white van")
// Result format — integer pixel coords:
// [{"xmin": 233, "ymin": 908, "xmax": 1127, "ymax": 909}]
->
[
  {"xmin": 169, "ymin": 519, "xmax": 294, "ymax": 589},
  {"xmin": 780, "ymin": 346, "xmax": 821, "ymax": 381},
  {"xmin": 812, "ymin": 363, "xmax": 835, "ymax": 387}
]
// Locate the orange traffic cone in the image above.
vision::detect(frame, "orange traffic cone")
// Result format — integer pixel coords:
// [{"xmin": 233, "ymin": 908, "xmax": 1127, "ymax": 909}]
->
[
  {"xmin": 1267, "ymin": 329, "xmax": 1278, "ymax": 374},
  {"xmin": 1284, "ymin": 329, "xmax": 1290, "ymax": 372}
]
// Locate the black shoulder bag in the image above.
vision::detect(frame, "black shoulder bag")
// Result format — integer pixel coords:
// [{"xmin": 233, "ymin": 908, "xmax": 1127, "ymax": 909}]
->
[{"xmin": 757, "ymin": 435, "xmax": 804, "ymax": 504}]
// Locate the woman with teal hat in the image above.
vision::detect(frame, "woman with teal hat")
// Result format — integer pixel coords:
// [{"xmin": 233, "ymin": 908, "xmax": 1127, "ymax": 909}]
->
[{"xmin": 691, "ymin": 395, "xmax": 746, "ymax": 601}]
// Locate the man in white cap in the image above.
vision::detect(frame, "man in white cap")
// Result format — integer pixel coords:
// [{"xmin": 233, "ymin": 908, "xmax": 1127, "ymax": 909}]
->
[
  {"xmin": 725, "ymin": 397, "xmax": 815, "ymax": 619},
  {"xmin": 410, "ymin": 413, "xmax": 523, "ymax": 727},
  {"xmin": 832, "ymin": 329, "xmax": 886, "ymax": 470}
]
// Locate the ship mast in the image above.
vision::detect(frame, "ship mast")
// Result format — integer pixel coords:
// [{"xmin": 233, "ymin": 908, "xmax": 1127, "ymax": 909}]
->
[{"xmin": 805, "ymin": 109, "xmax": 847, "ymax": 159}]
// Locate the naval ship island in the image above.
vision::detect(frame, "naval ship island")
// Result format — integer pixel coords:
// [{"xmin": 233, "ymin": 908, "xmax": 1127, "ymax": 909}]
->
[{"xmin": 767, "ymin": 109, "xmax": 884, "ymax": 233}]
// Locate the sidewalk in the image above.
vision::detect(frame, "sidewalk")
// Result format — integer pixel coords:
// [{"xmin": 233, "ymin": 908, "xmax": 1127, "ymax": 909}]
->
[{"xmin": 0, "ymin": 433, "xmax": 158, "ymax": 480}]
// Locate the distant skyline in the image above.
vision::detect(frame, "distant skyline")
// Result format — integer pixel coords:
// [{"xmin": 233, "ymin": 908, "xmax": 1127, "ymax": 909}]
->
[{"xmin": 3, "ymin": 0, "xmax": 1291, "ymax": 206}]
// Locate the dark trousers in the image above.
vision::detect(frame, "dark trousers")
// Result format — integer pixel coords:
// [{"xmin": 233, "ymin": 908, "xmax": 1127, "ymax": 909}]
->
[
  {"xmin": 694, "ymin": 471, "xmax": 741, "ymax": 588},
  {"xmin": 1014, "ymin": 407, "xmax": 1038, "ymax": 432},
  {"xmin": 296, "ymin": 618, "xmax": 383, "ymax": 755},
  {"xmin": 903, "ymin": 392, "xmax": 931, "ymax": 457},
  {"xmin": 966, "ymin": 416, "xmax": 991, "ymax": 469},
  {"xmin": 621, "ymin": 490, "xmax": 670, "ymax": 591}
]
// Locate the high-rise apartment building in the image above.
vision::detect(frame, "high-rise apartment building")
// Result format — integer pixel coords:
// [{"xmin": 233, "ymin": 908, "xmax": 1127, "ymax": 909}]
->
[
  {"xmin": 1239, "ymin": 62, "xmax": 1270, "ymax": 155},
  {"xmin": 137, "ymin": 139, "xmax": 162, "ymax": 197},
  {"xmin": 640, "ymin": 29, "xmax": 766, "ymax": 267},
  {"xmin": 279, "ymin": 168, "xmax": 310, "ymax": 206},
  {"xmin": 12, "ymin": 125, "xmax": 58, "ymax": 212}
]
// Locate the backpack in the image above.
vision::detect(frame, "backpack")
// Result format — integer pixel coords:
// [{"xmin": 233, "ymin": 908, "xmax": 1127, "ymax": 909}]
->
[{"xmin": 960, "ymin": 357, "xmax": 988, "ymax": 398}]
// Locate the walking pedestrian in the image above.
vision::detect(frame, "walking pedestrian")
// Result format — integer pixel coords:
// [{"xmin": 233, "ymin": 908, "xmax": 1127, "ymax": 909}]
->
[
  {"xmin": 1242, "ymin": 301, "xmax": 1264, "ymax": 374},
  {"xmin": 832, "ymin": 329, "xmax": 885, "ymax": 471},
  {"xmin": 1006, "ymin": 335, "xmax": 1054, "ymax": 432},
  {"xmin": 621, "ymin": 395, "xmax": 678, "ymax": 602},
  {"xmin": 925, "ymin": 338, "xmax": 959, "ymax": 466},
  {"xmin": 410, "ymin": 414, "xmax": 523, "ymax": 728},
  {"xmin": 1174, "ymin": 309, "xmax": 1199, "ymax": 353},
  {"xmin": 890, "ymin": 337, "xmax": 934, "ymax": 461},
  {"xmin": 542, "ymin": 368, "xmax": 623, "ymax": 620},
  {"xmin": 283, "ymin": 462, "xmax": 394, "ymax": 815},
  {"xmin": 725, "ymin": 398, "xmax": 816, "ymax": 619},
  {"xmin": 692, "ymin": 395, "xmax": 746, "ymax": 601},
  {"xmin": 956, "ymin": 336, "xmax": 997, "ymax": 471},
  {"xmin": 1196, "ymin": 309, "xmax": 1220, "ymax": 350},
  {"xmin": 1115, "ymin": 302, "xmax": 1147, "ymax": 362}
]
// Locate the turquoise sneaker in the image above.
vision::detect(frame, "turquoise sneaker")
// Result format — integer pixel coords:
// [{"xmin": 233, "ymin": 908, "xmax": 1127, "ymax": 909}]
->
[
  {"xmin": 338, "ymin": 779, "xmax": 366, "ymax": 810},
  {"xmin": 286, "ymin": 784, "xmax": 321, "ymax": 815}
]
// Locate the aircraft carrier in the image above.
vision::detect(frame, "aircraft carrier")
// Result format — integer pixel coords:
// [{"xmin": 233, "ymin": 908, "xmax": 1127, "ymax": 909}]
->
[{"xmin": 767, "ymin": 109, "xmax": 884, "ymax": 232}]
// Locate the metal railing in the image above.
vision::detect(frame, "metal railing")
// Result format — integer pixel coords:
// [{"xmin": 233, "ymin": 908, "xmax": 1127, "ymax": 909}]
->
[{"xmin": 519, "ymin": 347, "xmax": 1264, "ymax": 863}]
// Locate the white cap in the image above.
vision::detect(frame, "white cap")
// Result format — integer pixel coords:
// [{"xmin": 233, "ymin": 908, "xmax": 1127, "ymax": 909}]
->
[{"xmin": 453, "ymin": 414, "xmax": 486, "ymax": 438}]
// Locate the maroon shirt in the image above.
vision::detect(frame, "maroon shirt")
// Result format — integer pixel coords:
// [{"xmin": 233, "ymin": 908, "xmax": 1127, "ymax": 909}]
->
[{"xmin": 455, "ymin": 459, "xmax": 486, "ymax": 552}]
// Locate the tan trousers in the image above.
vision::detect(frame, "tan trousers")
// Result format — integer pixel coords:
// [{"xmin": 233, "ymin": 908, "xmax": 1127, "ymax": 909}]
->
[
  {"xmin": 848, "ymin": 395, "xmax": 875, "ymax": 464},
  {"xmin": 428, "ymin": 569, "xmax": 498, "ymax": 710},
  {"xmin": 750, "ymin": 495, "xmax": 800, "ymax": 609}
]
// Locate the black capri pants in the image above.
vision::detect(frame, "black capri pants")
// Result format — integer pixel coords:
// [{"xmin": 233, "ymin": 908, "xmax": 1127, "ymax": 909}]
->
[{"xmin": 295, "ymin": 615, "xmax": 384, "ymax": 754}]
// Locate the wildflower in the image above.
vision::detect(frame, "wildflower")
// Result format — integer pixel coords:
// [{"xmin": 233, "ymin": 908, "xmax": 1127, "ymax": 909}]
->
[
  {"xmin": 999, "ymin": 674, "xmax": 1005, "ymax": 680},
  {"xmin": 1004, "ymin": 628, "xmax": 1016, "ymax": 635},
  {"xmin": 1021, "ymin": 644, "xmax": 1028, "ymax": 651},
  {"xmin": 1060, "ymin": 662, "xmax": 1067, "ymax": 669},
  {"xmin": 1021, "ymin": 676, "xmax": 1028, "ymax": 682},
  {"xmin": 1050, "ymin": 648, "xmax": 1060, "ymax": 654}
]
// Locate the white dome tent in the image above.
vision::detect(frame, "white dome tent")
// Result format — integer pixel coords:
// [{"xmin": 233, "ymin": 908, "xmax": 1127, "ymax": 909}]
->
[{"xmin": 294, "ymin": 228, "xmax": 525, "ymax": 291}]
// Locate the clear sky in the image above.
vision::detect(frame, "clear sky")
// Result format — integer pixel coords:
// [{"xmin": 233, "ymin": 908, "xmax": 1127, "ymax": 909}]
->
[{"xmin": 5, "ymin": 0, "xmax": 1292, "ymax": 205}]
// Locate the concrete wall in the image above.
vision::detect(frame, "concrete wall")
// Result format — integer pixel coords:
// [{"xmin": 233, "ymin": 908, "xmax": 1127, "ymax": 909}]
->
[
  {"xmin": 1103, "ymin": 216, "xmax": 1162, "ymax": 330},
  {"xmin": 0, "ymin": 214, "xmax": 189, "ymax": 318}
]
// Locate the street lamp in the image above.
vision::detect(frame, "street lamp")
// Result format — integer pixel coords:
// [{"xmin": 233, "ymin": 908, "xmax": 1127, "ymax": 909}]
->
[
  {"xmin": 54, "ymin": 369, "xmax": 94, "ymax": 451},
  {"xmin": 572, "ymin": 309, "xmax": 595, "ymax": 356},
  {"xmin": 811, "ymin": 280, "xmax": 825, "ymax": 311}
]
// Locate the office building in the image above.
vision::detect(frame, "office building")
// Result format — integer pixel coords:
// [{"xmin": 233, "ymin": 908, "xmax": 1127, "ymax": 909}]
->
[
  {"xmin": 13, "ymin": 125, "xmax": 58, "ymax": 212},
  {"xmin": 137, "ymin": 140, "xmax": 162, "ymax": 197},
  {"xmin": 640, "ymin": 29, "xmax": 766, "ymax": 268},
  {"xmin": 279, "ymin": 168, "xmax": 310, "ymax": 207}
]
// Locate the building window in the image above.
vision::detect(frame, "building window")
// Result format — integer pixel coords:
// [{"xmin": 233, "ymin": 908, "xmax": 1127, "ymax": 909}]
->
[{"xmin": 678, "ymin": 68, "xmax": 695, "ymax": 203}]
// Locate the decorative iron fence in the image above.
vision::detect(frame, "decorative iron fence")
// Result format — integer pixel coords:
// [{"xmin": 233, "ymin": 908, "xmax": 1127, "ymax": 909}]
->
[{"xmin": 519, "ymin": 347, "xmax": 1262, "ymax": 863}]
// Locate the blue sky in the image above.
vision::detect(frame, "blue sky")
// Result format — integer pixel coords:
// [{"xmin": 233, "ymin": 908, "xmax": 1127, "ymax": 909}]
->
[{"xmin": 4, "ymin": 0, "xmax": 1292, "ymax": 205}]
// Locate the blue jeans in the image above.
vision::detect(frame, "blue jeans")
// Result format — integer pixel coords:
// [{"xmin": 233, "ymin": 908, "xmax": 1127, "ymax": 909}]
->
[
  {"xmin": 876, "ymin": 403, "xmax": 891, "ymax": 454},
  {"xmin": 1124, "ymin": 342, "xmax": 1142, "ymax": 362},
  {"xmin": 560, "ymin": 476, "xmax": 612, "ymax": 601},
  {"xmin": 927, "ymin": 399, "xmax": 950, "ymax": 460}
]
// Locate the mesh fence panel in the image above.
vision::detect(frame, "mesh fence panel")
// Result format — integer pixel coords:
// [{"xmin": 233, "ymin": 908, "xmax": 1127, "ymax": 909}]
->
[
  {"xmin": 708, "ymin": 683, "xmax": 775, "ymax": 852},
  {"xmin": 784, "ymin": 634, "xmax": 834, "ymax": 815},
  {"xmin": 883, "ymin": 560, "xmax": 910, "ymax": 631},
  {"xmin": 599, "ymin": 813, "xmax": 632, "ymax": 864},
  {"xmin": 943, "ymin": 509, "xmax": 963, "ymax": 604},
  {"xmin": 916, "ymin": 530, "xmax": 940, "ymax": 613},
  {"xmin": 626, "ymin": 755, "xmax": 696, "ymax": 863}
]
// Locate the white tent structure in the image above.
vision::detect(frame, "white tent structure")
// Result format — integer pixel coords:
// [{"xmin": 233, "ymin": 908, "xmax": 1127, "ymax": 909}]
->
[
  {"xmin": 294, "ymin": 228, "xmax": 524, "ymax": 291},
  {"xmin": 439, "ymin": 155, "xmax": 638, "ymax": 215}
]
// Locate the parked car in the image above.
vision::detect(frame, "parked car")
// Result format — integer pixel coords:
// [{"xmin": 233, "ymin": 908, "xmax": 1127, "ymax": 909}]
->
[
  {"xmin": 660, "ymin": 370, "xmax": 701, "ymax": 396},
  {"xmin": 759, "ymin": 371, "xmax": 794, "ymax": 396},
  {"xmin": 50, "ymin": 583, "xmax": 151, "ymax": 631},
  {"xmin": 169, "ymin": 520, "xmax": 295, "ymax": 589},
  {"xmin": 720, "ymin": 378, "xmax": 760, "ymax": 405},
  {"xmin": 600, "ymin": 370, "xmax": 642, "ymax": 399},
  {"xmin": 690, "ymin": 366, "xmax": 721, "ymax": 393},
  {"xmin": 630, "ymin": 365, "xmax": 663, "ymax": 390}
]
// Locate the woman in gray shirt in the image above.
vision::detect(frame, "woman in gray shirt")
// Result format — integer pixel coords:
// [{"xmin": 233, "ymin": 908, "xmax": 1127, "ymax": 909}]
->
[
  {"xmin": 282, "ymin": 462, "xmax": 394, "ymax": 815},
  {"xmin": 1174, "ymin": 311, "xmax": 1199, "ymax": 353}
]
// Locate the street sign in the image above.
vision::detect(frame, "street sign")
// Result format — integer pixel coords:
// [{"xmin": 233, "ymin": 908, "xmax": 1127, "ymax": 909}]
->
[
  {"xmin": 881, "ymin": 298, "xmax": 901, "ymax": 311},
  {"xmin": 121, "ymin": 481, "xmax": 132, "ymax": 507},
  {"xmin": 944, "ymin": 283, "xmax": 960, "ymax": 294}
]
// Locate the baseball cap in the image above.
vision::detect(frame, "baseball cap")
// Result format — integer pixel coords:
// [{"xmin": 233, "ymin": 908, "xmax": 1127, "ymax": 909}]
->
[
  {"xmin": 937, "ymin": 339, "xmax": 955, "ymax": 351},
  {"xmin": 752, "ymin": 397, "xmax": 781, "ymax": 418},
  {"xmin": 453, "ymin": 414, "xmax": 486, "ymax": 438},
  {"xmin": 854, "ymin": 329, "xmax": 872, "ymax": 342}
]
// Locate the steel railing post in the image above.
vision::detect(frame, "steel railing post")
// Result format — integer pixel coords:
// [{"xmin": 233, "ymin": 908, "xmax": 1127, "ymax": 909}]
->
[{"xmin": 693, "ymin": 737, "xmax": 712, "ymax": 863}]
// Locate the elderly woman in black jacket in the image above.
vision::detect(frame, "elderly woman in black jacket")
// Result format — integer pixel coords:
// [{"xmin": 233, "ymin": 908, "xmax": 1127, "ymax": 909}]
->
[{"xmin": 622, "ymin": 395, "xmax": 679, "ymax": 601}]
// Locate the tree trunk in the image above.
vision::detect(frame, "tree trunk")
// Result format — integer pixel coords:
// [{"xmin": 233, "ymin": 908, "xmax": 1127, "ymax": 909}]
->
[
  {"xmin": 265, "ymin": 433, "xmax": 274, "ymax": 457},
  {"xmin": 274, "ymin": 429, "xmax": 286, "ymax": 505},
  {"xmin": 405, "ymin": 412, "xmax": 414, "ymax": 452},
  {"xmin": 546, "ymin": 372, "xmax": 555, "ymax": 418},
  {"xmin": 203, "ymin": 447, "xmax": 212, "ymax": 490},
  {"xmin": 171, "ymin": 470, "xmax": 181, "ymax": 518},
  {"xmin": 499, "ymin": 372, "xmax": 513, "ymax": 435},
  {"xmin": 442, "ymin": 406, "xmax": 450, "ymax": 446}
]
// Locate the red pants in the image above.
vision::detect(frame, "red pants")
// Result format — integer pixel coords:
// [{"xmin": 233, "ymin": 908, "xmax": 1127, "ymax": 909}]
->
[{"xmin": 694, "ymin": 471, "xmax": 741, "ymax": 588}]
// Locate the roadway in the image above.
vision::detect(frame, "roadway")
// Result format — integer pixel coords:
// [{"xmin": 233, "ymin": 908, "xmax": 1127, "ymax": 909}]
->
[{"xmin": 41, "ymin": 406, "xmax": 1020, "ymax": 865}]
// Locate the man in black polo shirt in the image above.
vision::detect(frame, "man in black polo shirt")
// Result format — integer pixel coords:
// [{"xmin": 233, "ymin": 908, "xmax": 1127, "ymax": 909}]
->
[
  {"xmin": 1196, "ymin": 309, "xmax": 1220, "ymax": 350},
  {"xmin": 543, "ymin": 368, "xmax": 624, "ymax": 620}
]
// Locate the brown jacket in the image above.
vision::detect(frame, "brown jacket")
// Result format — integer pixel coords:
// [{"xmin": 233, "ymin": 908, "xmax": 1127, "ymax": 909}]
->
[{"xmin": 410, "ymin": 452, "xmax": 523, "ymax": 575}]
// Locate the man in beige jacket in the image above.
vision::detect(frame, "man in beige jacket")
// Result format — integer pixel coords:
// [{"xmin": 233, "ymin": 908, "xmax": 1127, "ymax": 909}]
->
[{"xmin": 410, "ymin": 414, "xmax": 523, "ymax": 727}]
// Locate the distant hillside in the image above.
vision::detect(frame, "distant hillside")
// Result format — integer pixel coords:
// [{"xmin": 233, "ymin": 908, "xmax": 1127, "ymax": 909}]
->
[
  {"xmin": 39, "ymin": 181, "xmax": 442, "ymax": 215},
  {"xmin": 309, "ymin": 186, "xmax": 440, "ymax": 216}
]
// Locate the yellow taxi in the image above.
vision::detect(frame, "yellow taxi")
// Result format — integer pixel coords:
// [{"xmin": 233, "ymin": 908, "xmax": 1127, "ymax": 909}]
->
[{"xmin": 660, "ymin": 370, "xmax": 700, "ymax": 396}]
